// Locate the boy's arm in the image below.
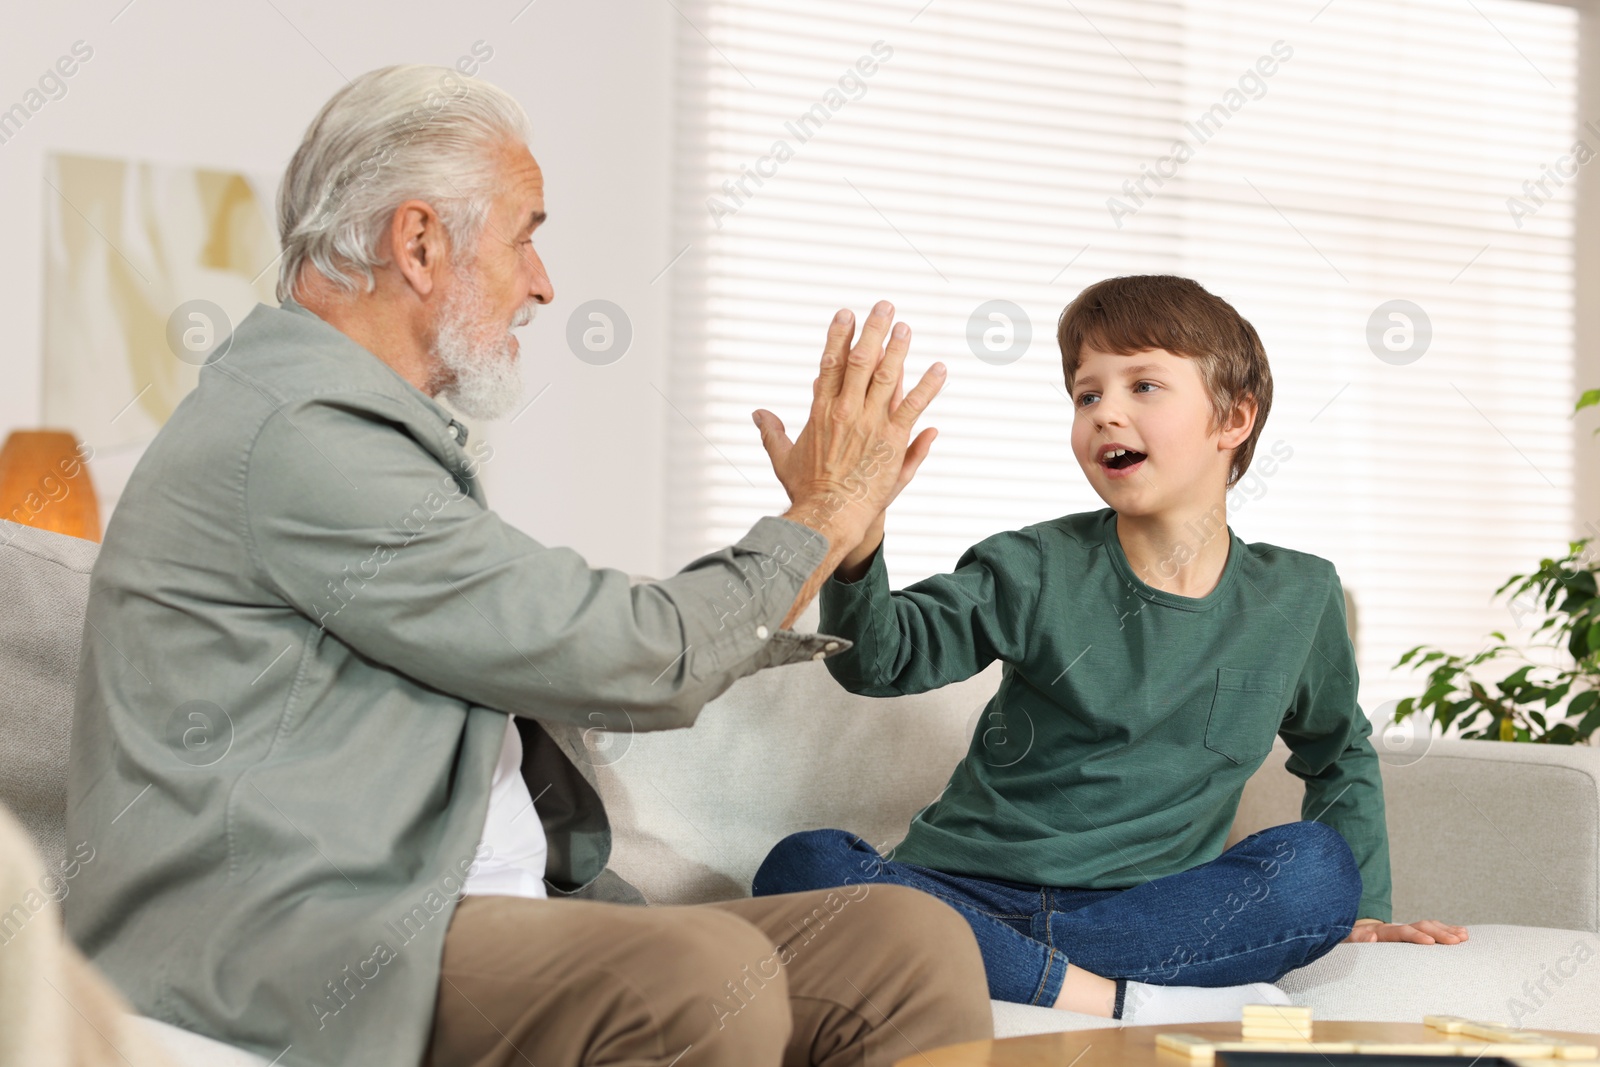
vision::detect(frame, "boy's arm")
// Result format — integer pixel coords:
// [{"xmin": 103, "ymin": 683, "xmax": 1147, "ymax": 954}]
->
[
  {"xmin": 818, "ymin": 522, "xmax": 1043, "ymax": 697},
  {"xmin": 1276, "ymin": 569, "xmax": 1394, "ymax": 923}
]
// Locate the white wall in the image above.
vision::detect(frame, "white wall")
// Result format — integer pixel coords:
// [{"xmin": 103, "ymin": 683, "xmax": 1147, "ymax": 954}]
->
[
  {"xmin": 4, "ymin": 2, "xmax": 1594, "ymax": 572},
  {"xmin": 0, "ymin": 0, "xmax": 683, "ymax": 577},
  {"xmin": 1577, "ymin": 3, "xmax": 1600, "ymax": 541}
]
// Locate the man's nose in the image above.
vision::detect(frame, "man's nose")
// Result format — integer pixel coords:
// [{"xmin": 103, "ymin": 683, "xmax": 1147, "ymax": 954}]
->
[{"xmin": 526, "ymin": 248, "xmax": 554, "ymax": 305}]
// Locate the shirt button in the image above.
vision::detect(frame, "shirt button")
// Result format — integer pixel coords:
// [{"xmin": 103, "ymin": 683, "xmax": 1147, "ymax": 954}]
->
[
  {"xmin": 755, "ymin": 625, "xmax": 770, "ymax": 640},
  {"xmin": 824, "ymin": 641, "xmax": 840, "ymax": 651},
  {"xmin": 811, "ymin": 651, "xmax": 827, "ymax": 661}
]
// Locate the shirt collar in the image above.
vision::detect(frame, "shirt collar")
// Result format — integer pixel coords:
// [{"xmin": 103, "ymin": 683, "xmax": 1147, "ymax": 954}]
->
[{"xmin": 275, "ymin": 294, "xmax": 468, "ymax": 444}]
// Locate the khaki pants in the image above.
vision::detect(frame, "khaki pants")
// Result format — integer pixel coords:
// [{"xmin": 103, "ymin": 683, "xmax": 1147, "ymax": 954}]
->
[
  {"xmin": 0, "ymin": 806, "xmax": 174, "ymax": 1067},
  {"xmin": 426, "ymin": 883, "xmax": 994, "ymax": 1067}
]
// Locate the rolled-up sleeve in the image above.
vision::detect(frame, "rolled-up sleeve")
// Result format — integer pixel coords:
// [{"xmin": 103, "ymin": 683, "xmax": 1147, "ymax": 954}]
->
[{"xmin": 243, "ymin": 395, "xmax": 847, "ymax": 730}]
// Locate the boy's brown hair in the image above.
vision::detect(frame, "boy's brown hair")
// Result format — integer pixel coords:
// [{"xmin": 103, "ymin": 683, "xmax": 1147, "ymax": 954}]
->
[{"xmin": 1057, "ymin": 275, "xmax": 1272, "ymax": 487}]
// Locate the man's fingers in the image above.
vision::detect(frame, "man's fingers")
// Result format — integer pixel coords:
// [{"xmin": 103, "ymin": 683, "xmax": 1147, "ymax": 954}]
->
[
  {"xmin": 753, "ymin": 409, "xmax": 792, "ymax": 460},
  {"xmin": 867, "ymin": 320, "xmax": 912, "ymax": 414},
  {"xmin": 891, "ymin": 362, "xmax": 948, "ymax": 430},
  {"xmin": 839, "ymin": 300, "xmax": 894, "ymax": 410},
  {"xmin": 813, "ymin": 308, "xmax": 856, "ymax": 405}
]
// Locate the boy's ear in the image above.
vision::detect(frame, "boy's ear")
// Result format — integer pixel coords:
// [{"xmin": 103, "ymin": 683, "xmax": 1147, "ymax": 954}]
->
[{"xmin": 1218, "ymin": 394, "xmax": 1258, "ymax": 450}]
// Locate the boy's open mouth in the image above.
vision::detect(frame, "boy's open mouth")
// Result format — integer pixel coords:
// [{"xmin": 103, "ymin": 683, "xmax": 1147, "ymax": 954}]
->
[{"xmin": 1100, "ymin": 447, "xmax": 1147, "ymax": 471}]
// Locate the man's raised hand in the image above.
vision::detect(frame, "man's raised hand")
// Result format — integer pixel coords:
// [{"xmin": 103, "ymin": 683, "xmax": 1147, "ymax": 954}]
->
[{"xmin": 754, "ymin": 301, "xmax": 944, "ymax": 551}]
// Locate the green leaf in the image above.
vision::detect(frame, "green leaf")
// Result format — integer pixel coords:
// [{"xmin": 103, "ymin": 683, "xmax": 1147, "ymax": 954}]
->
[
  {"xmin": 1439, "ymin": 699, "xmax": 1474, "ymax": 729},
  {"xmin": 1545, "ymin": 723, "xmax": 1580, "ymax": 745},
  {"xmin": 1497, "ymin": 664, "xmax": 1534, "ymax": 694},
  {"xmin": 1577, "ymin": 387, "xmax": 1600, "ymax": 413},
  {"xmin": 1467, "ymin": 646, "xmax": 1503, "ymax": 667},
  {"xmin": 1580, "ymin": 701, "xmax": 1600, "ymax": 740},
  {"xmin": 1396, "ymin": 645, "xmax": 1426, "ymax": 667},
  {"xmin": 1422, "ymin": 680, "xmax": 1457, "ymax": 707}
]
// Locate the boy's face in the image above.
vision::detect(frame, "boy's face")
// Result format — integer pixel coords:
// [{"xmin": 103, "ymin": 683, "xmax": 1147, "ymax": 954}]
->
[{"xmin": 1068, "ymin": 347, "xmax": 1251, "ymax": 517}]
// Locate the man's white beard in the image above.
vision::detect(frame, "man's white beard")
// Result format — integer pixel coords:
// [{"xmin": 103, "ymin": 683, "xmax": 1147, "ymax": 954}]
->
[{"xmin": 433, "ymin": 268, "xmax": 530, "ymax": 421}]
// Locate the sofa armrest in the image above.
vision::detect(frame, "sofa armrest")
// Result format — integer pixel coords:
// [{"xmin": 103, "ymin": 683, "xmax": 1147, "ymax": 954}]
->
[{"xmin": 1229, "ymin": 737, "xmax": 1600, "ymax": 932}]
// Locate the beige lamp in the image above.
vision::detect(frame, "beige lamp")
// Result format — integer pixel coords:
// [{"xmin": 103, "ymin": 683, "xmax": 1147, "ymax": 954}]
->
[{"xmin": 0, "ymin": 430, "xmax": 100, "ymax": 542}]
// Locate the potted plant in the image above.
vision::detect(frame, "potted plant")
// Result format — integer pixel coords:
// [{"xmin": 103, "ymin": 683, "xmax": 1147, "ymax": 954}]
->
[{"xmin": 1392, "ymin": 390, "xmax": 1600, "ymax": 744}]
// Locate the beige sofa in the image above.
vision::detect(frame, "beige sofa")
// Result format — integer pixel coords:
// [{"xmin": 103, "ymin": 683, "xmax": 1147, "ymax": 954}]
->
[{"xmin": 3, "ymin": 518, "xmax": 1597, "ymax": 1064}]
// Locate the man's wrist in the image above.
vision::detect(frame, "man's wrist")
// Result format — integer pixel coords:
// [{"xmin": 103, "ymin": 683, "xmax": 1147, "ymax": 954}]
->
[{"xmin": 780, "ymin": 499, "xmax": 864, "ymax": 559}]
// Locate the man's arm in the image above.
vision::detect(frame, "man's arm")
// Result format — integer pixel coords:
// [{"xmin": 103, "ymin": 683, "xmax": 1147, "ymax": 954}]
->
[
  {"xmin": 245, "ymin": 399, "xmax": 839, "ymax": 732},
  {"xmin": 246, "ymin": 299, "xmax": 943, "ymax": 732},
  {"xmin": 1276, "ymin": 569, "xmax": 1393, "ymax": 923}
]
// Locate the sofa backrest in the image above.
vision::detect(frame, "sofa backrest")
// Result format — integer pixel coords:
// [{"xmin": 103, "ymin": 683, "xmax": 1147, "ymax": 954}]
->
[
  {"xmin": 5, "ymin": 518, "xmax": 1597, "ymax": 933},
  {"xmin": 1230, "ymin": 737, "xmax": 1600, "ymax": 932},
  {"xmin": 0, "ymin": 519, "xmax": 95, "ymax": 868},
  {"xmin": 594, "ymin": 626, "xmax": 1600, "ymax": 936}
]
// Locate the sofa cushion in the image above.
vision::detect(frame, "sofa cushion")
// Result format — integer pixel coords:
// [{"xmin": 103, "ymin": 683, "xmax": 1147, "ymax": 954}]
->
[
  {"xmin": 592, "ymin": 599, "xmax": 1003, "ymax": 903},
  {"xmin": 0, "ymin": 519, "xmax": 97, "ymax": 868},
  {"xmin": 991, "ymin": 924, "xmax": 1600, "ymax": 1038}
]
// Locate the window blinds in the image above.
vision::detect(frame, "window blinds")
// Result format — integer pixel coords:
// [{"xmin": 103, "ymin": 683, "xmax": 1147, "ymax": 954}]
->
[{"xmin": 667, "ymin": 0, "xmax": 1580, "ymax": 713}]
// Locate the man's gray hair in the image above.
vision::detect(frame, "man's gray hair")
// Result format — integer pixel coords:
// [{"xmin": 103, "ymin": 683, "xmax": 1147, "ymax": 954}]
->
[{"xmin": 275, "ymin": 64, "xmax": 533, "ymax": 303}]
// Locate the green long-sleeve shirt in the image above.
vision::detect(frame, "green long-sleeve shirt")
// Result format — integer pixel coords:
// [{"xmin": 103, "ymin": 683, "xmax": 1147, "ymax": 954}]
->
[{"xmin": 819, "ymin": 507, "xmax": 1392, "ymax": 922}]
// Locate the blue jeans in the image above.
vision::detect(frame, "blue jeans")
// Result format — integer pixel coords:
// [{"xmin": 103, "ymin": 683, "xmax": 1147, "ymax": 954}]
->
[{"xmin": 752, "ymin": 821, "xmax": 1360, "ymax": 1007}]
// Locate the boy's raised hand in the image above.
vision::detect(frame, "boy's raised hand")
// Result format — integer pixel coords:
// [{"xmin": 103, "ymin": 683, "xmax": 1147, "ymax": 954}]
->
[{"xmin": 1344, "ymin": 919, "xmax": 1469, "ymax": 945}]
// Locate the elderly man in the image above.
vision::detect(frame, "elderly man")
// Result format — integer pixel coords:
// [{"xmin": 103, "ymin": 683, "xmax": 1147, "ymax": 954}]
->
[{"xmin": 64, "ymin": 65, "xmax": 991, "ymax": 1067}]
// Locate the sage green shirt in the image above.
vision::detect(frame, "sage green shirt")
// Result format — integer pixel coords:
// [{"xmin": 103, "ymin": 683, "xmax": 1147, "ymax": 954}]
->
[
  {"xmin": 819, "ymin": 508, "xmax": 1393, "ymax": 923},
  {"xmin": 65, "ymin": 296, "xmax": 848, "ymax": 1067}
]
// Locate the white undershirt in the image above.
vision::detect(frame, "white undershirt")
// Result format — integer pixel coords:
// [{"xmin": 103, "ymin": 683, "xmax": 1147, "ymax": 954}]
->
[{"xmin": 461, "ymin": 716, "xmax": 549, "ymax": 899}]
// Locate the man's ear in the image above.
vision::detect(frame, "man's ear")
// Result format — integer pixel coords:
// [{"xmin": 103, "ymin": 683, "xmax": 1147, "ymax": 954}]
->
[
  {"xmin": 1219, "ymin": 394, "xmax": 1258, "ymax": 450},
  {"xmin": 390, "ymin": 199, "xmax": 447, "ymax": 298}
]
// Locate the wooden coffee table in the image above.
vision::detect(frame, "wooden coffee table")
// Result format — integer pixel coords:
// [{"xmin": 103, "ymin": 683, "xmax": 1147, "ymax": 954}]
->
[{"xmin": 895, "ymin": 1020, "xmax": 1600, "ymax": 1066}]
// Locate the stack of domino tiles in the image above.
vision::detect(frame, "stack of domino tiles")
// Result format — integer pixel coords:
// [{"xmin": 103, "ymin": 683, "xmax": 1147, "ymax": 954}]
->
[{"xmin": 1241, "ymin": 1004, "xmax": 1313, "ymax": 1043}]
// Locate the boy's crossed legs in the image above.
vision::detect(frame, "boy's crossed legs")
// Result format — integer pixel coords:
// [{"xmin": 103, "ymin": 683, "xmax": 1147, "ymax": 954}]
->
[{"xmin": 754, "ymin": 821, "xmax": 1360, "ymax": 1022}]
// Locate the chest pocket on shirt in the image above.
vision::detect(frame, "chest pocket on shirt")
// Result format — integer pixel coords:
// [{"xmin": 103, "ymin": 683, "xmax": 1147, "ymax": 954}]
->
[{"xmin": 1204, "ymin": 667, "xmax": 1288, "ymax": 765}]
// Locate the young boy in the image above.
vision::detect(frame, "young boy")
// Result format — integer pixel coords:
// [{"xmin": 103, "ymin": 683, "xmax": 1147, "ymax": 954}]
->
[{"xmin": 752, "ymin": 275, "xmax": 1467, "ymax": 1024}]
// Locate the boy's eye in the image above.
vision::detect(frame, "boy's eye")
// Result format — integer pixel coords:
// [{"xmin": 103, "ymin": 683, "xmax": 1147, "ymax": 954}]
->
[
  {"xmin": 1075, "ymin": 392, "xmax": 1099, "ymax": 407},
  {"xmin": 1133, "ymin": 381, "xmax": 1158, "ymax": 394}
]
